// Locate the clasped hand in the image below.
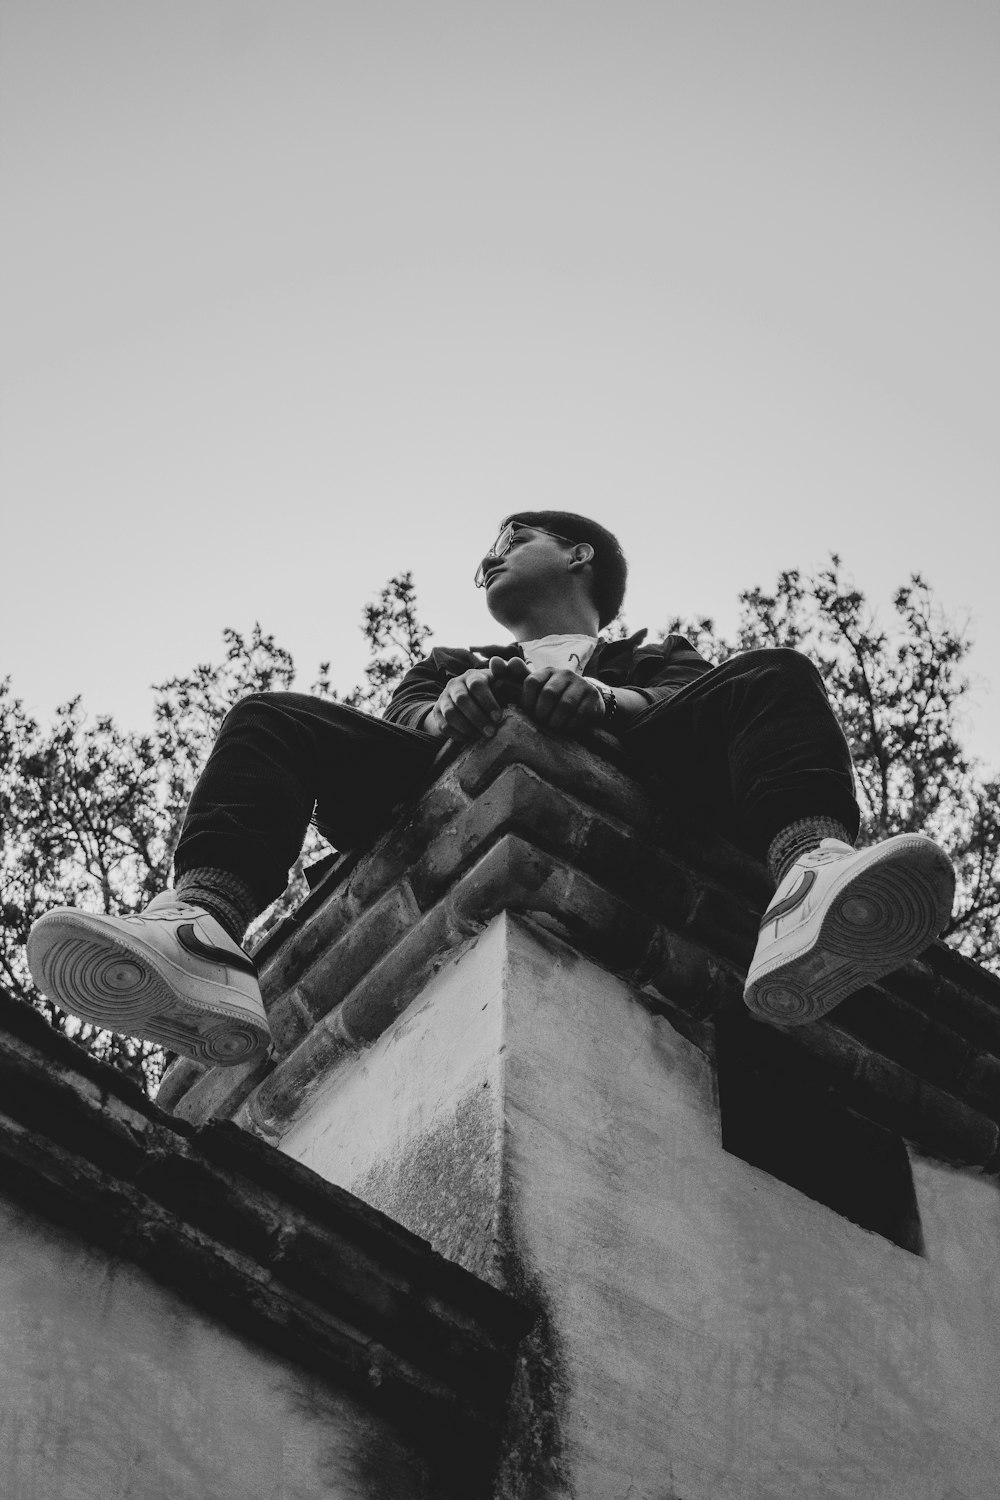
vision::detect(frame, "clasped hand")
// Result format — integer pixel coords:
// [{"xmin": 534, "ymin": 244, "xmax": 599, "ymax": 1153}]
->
[{"xmin": 424, "ymin": 657, "xmax": 605, "ymax": 742}]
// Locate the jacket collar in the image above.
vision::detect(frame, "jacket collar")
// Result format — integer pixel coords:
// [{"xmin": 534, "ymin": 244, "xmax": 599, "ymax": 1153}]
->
[{"xmin": 470, "ymin": 628, "xmax": 649, "ymax": 663}]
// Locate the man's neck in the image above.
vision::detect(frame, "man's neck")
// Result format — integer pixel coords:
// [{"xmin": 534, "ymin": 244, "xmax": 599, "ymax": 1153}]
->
[{"xmin": 505, "ymin": 603, "xmax": 600, "ymax": 643}]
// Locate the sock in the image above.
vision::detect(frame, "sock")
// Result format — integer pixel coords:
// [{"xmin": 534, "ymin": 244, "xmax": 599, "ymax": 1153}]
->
[
  {"xmin": 171, "ymin": 867, "xmax": 259, "ymax": 946},
  {"xmin": 767, "ymin": 817, "xmax": 855, "ymax": 886}
]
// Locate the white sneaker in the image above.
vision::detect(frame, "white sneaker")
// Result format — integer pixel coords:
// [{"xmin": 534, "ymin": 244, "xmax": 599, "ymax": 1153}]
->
[
  {"xmin": 744, "ymin": 835, "xmax": 956, "ymax": 1026},
  {"xmin": 26, "ymin": 892, "xmax": 271, "ymax": 1067}
]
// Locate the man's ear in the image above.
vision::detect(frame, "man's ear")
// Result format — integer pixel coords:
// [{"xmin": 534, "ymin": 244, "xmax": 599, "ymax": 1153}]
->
[{"xmin": 568, "ymin": 542, "xmax": 595, "ymax": 571}]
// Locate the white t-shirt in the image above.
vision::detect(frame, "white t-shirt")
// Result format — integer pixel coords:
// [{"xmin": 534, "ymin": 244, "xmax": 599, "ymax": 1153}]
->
[{"xmin": 519, "ymin": 633, "xmax": 598, "ymax": 676}]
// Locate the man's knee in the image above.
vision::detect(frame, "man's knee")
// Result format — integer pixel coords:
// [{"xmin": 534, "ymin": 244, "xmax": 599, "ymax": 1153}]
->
[
  {"xmin": 733, "ymin": 647, "xmax": 825, "ymax": 688},
  {"xmin": 224, "ymin": 690, "xmax": 288, "ymax": 721},
  {"xmin": 218, "ymin": 690, "xmax": 321, "ymax": 737},
  {"xmin": 218, "ymin": 691, "xmax": 394, "ymax": 750}
]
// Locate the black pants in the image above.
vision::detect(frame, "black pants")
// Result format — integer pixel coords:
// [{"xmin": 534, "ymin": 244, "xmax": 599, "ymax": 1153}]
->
[{"xmin": 173, "ymin": 648, "xmax": 859, "ymax": 910}]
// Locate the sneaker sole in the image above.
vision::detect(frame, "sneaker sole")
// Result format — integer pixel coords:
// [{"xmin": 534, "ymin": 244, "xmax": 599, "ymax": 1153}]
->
[
  {"xmin": 744, "ymin": 838, "xmax": 955, "ymax": 1026},
  {"xmin": 27, "ymin": 916, "xmax": 270, "ymax": 1067}
]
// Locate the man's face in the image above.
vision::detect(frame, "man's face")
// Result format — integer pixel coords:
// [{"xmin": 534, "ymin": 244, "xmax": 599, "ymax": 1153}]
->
[{"xmin": 477, "ymin": 525, "xmax": 575, "ymax": 623}]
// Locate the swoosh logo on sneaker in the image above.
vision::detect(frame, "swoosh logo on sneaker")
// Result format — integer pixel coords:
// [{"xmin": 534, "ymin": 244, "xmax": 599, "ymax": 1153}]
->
[
  {"xmin": 177, "ymin": 923, "xmax": 258, "ymax": 976},
  {"xmin": 759, "ymin": 868, "xmax": 817, "ymax": 931}
]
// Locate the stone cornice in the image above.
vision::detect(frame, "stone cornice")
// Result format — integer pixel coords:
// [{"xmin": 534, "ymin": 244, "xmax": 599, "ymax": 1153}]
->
[{"xmin": 0, "ymin": 989, "xmax": 532, "ymax": 1491}]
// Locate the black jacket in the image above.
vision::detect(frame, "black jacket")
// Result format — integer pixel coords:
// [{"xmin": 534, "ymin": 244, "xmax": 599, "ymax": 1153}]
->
[{"xmin": 383, "ymin": 630, "xmax": 713, "ymax": 731}]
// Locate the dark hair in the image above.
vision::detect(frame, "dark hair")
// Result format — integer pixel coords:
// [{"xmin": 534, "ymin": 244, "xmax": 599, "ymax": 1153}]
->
[{"xmin": 499, "ymin": 510, "xmax": 628, "ymax": 629}]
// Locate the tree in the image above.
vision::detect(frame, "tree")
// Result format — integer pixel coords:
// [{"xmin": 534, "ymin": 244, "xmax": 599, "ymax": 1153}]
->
[
  {"xmin": 0, "ymin": 578, "xmax": 431, "ymax": 1092},
  {"xmin": 1, "ymin": 684, "xmax": 170, "ymax": 1086},
  {"xmin": 311, "ymin": 571, "xmax": 431, "ymax": 711},
  {"xmin": 666, "ymin": 556, "xmax": 1000, "ymax": 971}
]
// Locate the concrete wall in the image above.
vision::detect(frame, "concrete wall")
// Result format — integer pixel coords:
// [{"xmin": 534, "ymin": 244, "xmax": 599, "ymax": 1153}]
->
[
  {"xmin": 0, "ymin": 1197, "xmax": 429, "ymax": 1500},
  {"xmin": 280, "ymin": 913, "xmax": 1000, "ymax": 1500}
]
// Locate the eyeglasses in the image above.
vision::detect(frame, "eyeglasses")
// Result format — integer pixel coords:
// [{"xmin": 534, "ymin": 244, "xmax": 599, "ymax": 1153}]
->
[{"xmin": 474, "ymin": 523, "xmax": 579, "ymax": 588}]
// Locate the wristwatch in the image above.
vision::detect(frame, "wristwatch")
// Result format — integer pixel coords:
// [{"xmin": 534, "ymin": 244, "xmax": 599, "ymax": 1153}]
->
[{"xmin": 597, "ymin": 684, "xmax": 617, "ymax": 723}]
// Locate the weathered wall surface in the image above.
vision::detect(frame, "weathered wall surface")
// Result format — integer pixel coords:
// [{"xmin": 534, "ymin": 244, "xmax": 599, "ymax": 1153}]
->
[
  {"xmin": 0, "ymin": 1197, "xmax": 428, "ymax": 1500},
  {"xmin": 280, "ymin": 917, "xmax": 508, "ymax": 1288},
  {"xmin": 279, "ymin": 913, "xmax": 1000, "ymax": 1500}
]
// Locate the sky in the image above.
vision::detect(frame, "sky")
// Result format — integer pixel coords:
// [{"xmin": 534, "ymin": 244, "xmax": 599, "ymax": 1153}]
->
[{"xmin": 2, "ymin": 2, "xmax": 998, "ymax": 765}]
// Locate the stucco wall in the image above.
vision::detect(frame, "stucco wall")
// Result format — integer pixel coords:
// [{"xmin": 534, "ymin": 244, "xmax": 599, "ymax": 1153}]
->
[
  {"xmin": 0, "ymin": 1196, "xmax": 429, "ymax": 1500},
  {"xmin": 281, "ymin": 919, "xmax": 507, "ymax": 1286},
  {"xmin": 280, "ymin": 913, "xmax": 1000, "ymax": 1500}
]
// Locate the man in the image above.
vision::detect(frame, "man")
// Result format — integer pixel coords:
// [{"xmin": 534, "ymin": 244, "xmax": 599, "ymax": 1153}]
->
[{"xmin": 27, "ymin": 512, "xmax": 955, "ymax": 1066}]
